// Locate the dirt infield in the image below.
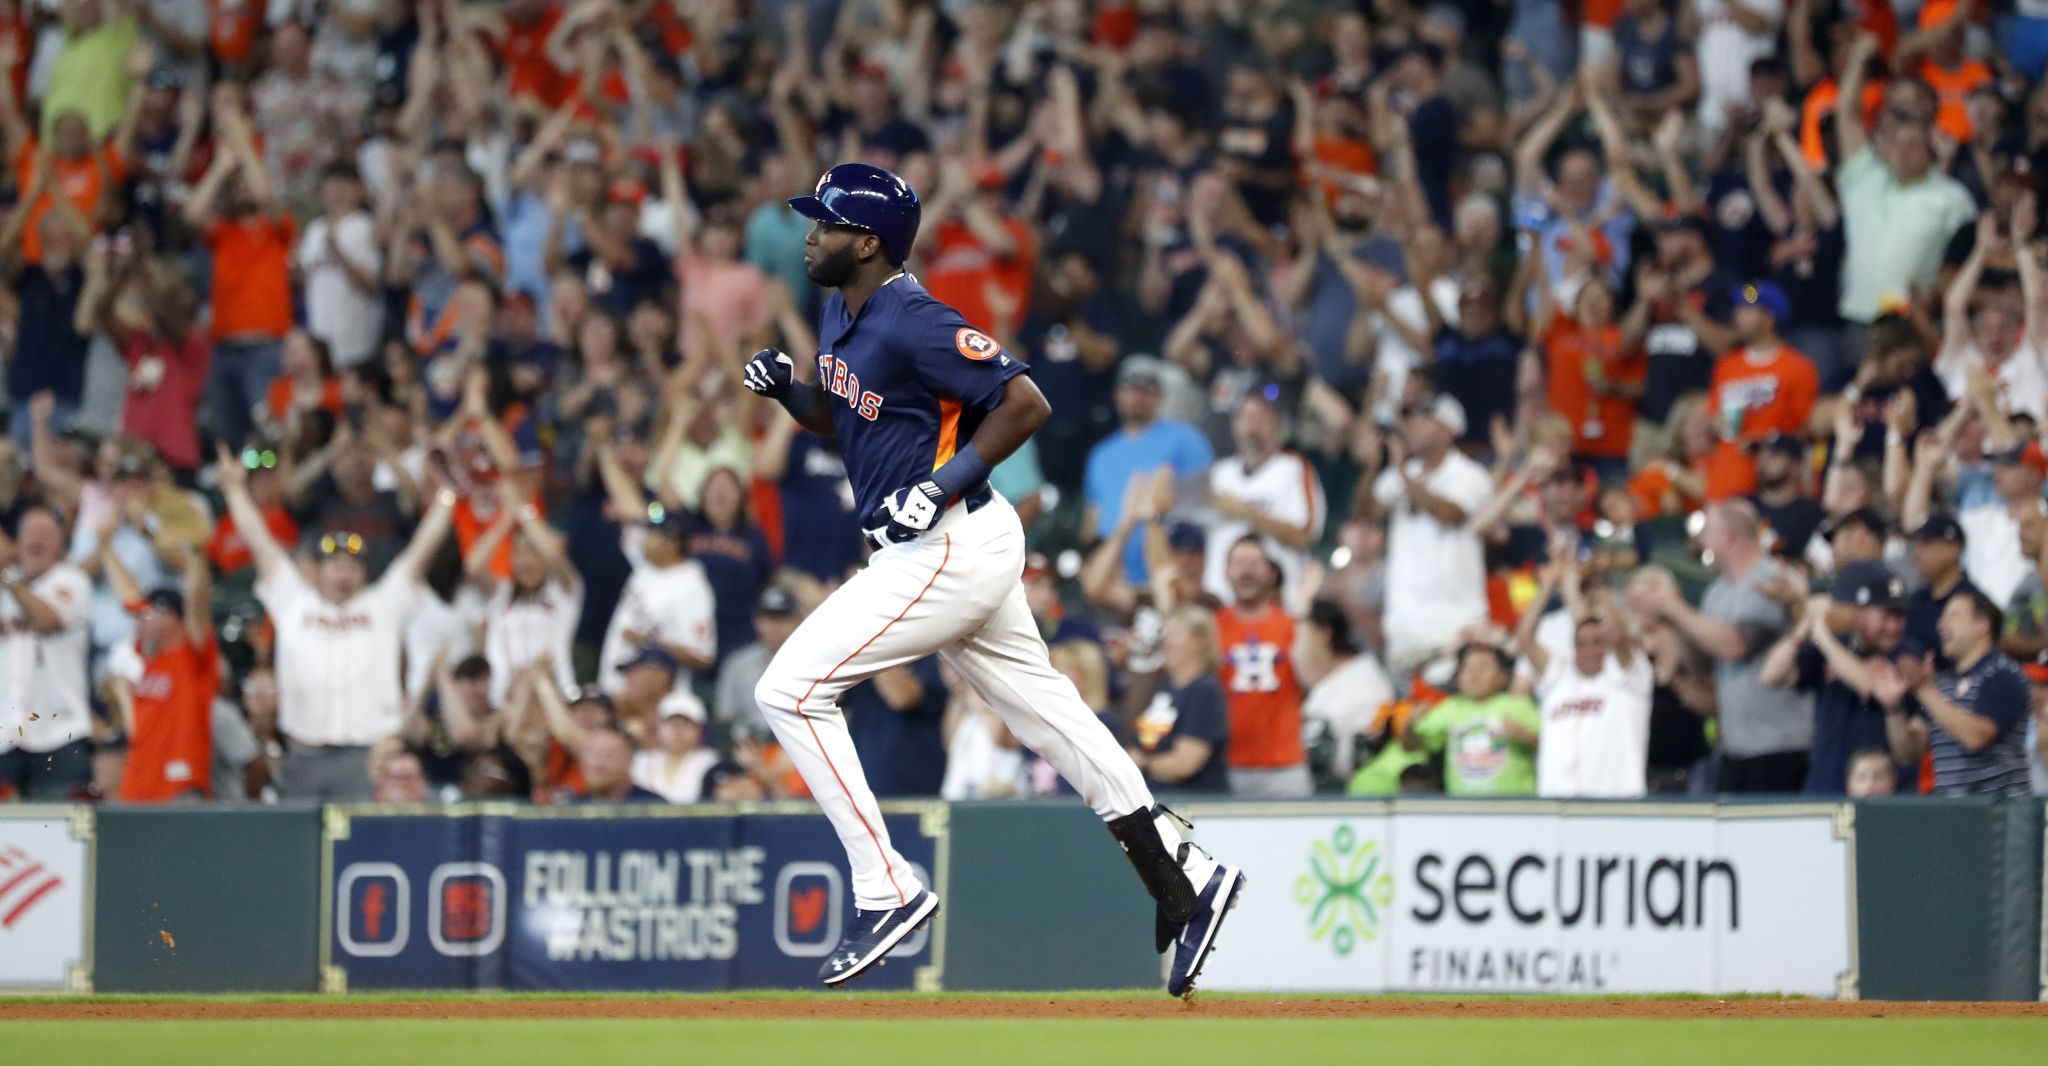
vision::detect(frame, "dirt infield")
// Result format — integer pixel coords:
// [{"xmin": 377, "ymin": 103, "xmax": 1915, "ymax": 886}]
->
[{"xmin": 4, "ymin": 997, "xmax": 2045, "ymax": 1023}]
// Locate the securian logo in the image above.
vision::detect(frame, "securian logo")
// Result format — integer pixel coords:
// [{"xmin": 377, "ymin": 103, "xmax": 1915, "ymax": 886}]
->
[
  {"xmin": 0, "ymin": 844, "xmax": 63, "ymax": 929},
  {"xmin": 1294, "ymin": 825, "xmax": 1393, "ymax": 957}
]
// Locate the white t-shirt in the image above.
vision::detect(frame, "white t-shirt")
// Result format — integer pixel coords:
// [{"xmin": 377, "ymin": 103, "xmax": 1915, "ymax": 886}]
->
[
  {"xmin": 1374, "ymin": 452, "xmax": 1494, "ymax": 659},
  {"xmin": 630, "ymin": 748, "xmax": 718, "ymax": 803},
  {"xmin": 1960, "ymin": 501, "xmax": 2041, "ymax": 610},
  {"xmin": 402, "ymin": 587, "xmax": 482, "ymax": 702},
  {"xmin": 296, "ymin": 210, "xmax": 384, "ymax": 368},
  {"xmin": 1693, "ymin": 0, "xmax": 1783, "ymax": 133},
  {"xmin": 484, "ymin": 579, "xmax": 582, "ymax": 704},
  {"xmin": 1534, "ymin": 651, "xmax": 1654, "ymax": 798},
  {"xmin": 1300, "ymin": 654, "xmax": 1395, "ymax": 779},
  {"xmin": 598, "ymin": 529, "xmax": 717, "ymax": 695},
  {"xmin": 1202, "ymin": 450, "xmax": 1326, "ymax": 602},
  {"xmin": 1514, "ymin": 607, "xmax": 1578, "ymax": 684},
  {"xmin": 0, "ymin": 564, "xmax": 93, "ymax": 753},
  {"xmin": 1371, "ymin": 278, "xmax": 1461, "ymax": 421},
  {"xmin": 941, "ymin": 706, "xmax": 1030, "ymax": 800},
  {"xmin": 259, "ymin": 564, "xmax": 419, "ymax": 747},
  {"xmin": 1935, "ymin": 338, "xmax": 2048, "ymax": 424}
]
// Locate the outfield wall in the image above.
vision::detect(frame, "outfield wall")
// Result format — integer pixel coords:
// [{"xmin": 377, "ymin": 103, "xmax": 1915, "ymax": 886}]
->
[{"xmin": 0, "ymin": 799, "xmax": 2039, "ymax": 999}]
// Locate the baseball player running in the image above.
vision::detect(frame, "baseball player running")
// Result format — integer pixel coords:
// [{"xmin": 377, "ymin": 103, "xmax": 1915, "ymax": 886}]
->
[{"xmin": 746, "ymin": 163, "xmax": 1242, "ymax": 996}]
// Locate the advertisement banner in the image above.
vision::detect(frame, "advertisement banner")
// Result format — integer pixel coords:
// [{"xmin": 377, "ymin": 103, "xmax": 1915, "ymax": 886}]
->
[
  {"xmin": 322, "ymin": 804, "xmax": 946, "ymax": 992},
  {"xmin": 0, "ymin": 807, "xmax": 93, "ymax": 990},
  {"xmin": 1191, "ymin": 801, "xmax": 1857, "ymax": 998}
]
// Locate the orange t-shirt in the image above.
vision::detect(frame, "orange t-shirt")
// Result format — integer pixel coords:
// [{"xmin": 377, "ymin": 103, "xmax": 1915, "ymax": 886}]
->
[
  {"xmin": 496, "ymin": 3, "xmax": 567, "ymax": 105},
  {"xmin": 207, "ymin": 215, "xmax": 297, "ymax": 339},
  {"xmin": 1856, "ymin": 0, "xmax": 1902, "ymax": 55},
  {"xmin": 566, "ymin": 70, "xmax": 633, "ymax": 117},
  {"xmin": 264, "ymin": 376, "xmax": 345, "ymax": 424},
  {"xmin": 454, "ymin": 484, "xmax": 546, "ymax": 580},
  {"xmin": 13, "ymin": 138, "xmax": 123, "ymax": 264},
  {"xmin": 544, "ymin": 738, "xmax": 586, "ymax": 795},
  {"xmin": 1214, "ymin": 604, "xmax": 1304, "ymax": 770},
  {"xmin": 118, "ymin": 634, "xmax": 222, "ymax": 802},
  {"xmin": 1799, "ymin": 79, "xmax": 1887, "ymax": 168},
  {"xmin": 1627, "ymin": 460, "xmax": 1707, "ymax": 520},
  {"xmin": 634, "ymin": 2, "xmax": 693, "ymax": 55},
  {"xmin": 207, "ymin": 504, "xmax": 300, "ymax": 574},
  {"xmin": 1583, "ymin": 0, "xmax": 1623, "ymax": 28},
  {"xmin": 1307, "ymin": 134, "xmax": 1377, "ymax": 205},
  {"xmin": 1543, "ymin": 315, "xmax": 1647, "ymax": 460},
  {"xmin": 1703, "ymin": 345, "xmax": 1820, "ymax": 500},
  {"xmin": 209, "ymin": 0, "xmax": 267, "ymax": 67},
  {"xmin": 1922, "ymin": 58, "xmax": 1992, "ymax": 145},
  {"xmin": 923, "ymin": 216, "xmax": 1037, "ymax": 334}
]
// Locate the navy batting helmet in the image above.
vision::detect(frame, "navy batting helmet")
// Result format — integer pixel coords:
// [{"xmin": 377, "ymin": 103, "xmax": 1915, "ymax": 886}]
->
[{"xmin": 788, "ymin": 163, "xmax": 921, "ymax": 264}]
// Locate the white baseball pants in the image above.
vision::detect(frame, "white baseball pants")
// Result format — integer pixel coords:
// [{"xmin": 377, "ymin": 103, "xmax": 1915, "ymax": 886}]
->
[{"xmin": 755, "ymin": 492, "xmax": 1160, "ymax": 910}]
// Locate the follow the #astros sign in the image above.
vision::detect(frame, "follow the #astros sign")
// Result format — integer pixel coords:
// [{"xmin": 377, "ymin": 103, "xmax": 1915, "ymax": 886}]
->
[{"xmin": 1185, "ymin": 801, "xmax": 1857, "ymax": 998}]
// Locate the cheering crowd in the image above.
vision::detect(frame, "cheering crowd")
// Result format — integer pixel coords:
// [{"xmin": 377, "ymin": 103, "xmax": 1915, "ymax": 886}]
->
[{"xmin": 1, "ymin": 0, "xmax": 2047, "ymax": 806}]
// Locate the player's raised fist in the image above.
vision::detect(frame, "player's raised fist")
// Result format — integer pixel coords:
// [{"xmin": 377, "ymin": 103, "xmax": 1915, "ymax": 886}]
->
[{"xmin": 744, "ymin": 348, "xmax": 795, "ymax": 398}]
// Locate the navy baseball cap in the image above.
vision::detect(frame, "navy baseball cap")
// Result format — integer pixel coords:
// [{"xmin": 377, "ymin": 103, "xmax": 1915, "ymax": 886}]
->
[
  {"xmin": 1166, "ymin": 521, "xmax": 1206, "ymax": 554},
  {"xmin": 1822, "ymin": 507, "xmax": 1889, "ymax": 542},
  {"xmin": 788, "ymin": 163, "xmax": 922, "ymax": 263},
  {"xmin": 1662, "ymin": 212, "xmax": 1714, "ymax": 239},
  {"xmin": 756, "ymin": 585, "xmax": 798, "ymax": 617},
  {"xmin": 1840, "ymin": 566, "xmax": 1906, "ymax": 611},
  {"xmin": 644, "ymin": 503, "xmax": 689, "ymax": 539},
  {"xmin": 1731, "ymin": 280, "xmax": 1791, "ymax": 326},
  {"xmin": 700, "ymin": 759, "xmax": 753, "ymax": 796},
  {"xmin": 1829, "ymin": 560, "xmax": 1891, "ymax": 603},
  {"xmin": 619, "ymin": 646, "xmax": 681, "ymax": 677},
  {"xmin": 1911, "ymin": 512, "xmax": 1965, "ymax": 544},
  {"xmin": 142, "ymin": 587, "xmax": 184, "ymax": 617}
]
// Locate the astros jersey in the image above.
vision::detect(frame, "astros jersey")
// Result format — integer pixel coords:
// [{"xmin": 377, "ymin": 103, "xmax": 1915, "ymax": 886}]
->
[
  {"xmin": 257, "ymin": 564, "xmax": 419, "ymax": 747},
  {"xmin": 814, "ymin": 273, "xmax": 1025, "ymax": 524},
  {"xmin": 1532, "ymin": 651, "xmax": 1653, "ymax": 798},
  {"xmin": 1213, "ymin": 604, "xmax": 1305, "ymax": 770}
]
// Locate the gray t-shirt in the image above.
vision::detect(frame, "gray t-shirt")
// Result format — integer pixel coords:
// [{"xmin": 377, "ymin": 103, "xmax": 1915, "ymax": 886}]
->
[
  {"xmin": 1700, "ymin": 558, "xmax": 1815, "ymax": 758},
  {"xmin": 210, "ymin": 697, "xmax": 259, "ymax": 802},
  {"xmin": 714, "ymin": 642, "xmax": 772, "ymax": 737}
]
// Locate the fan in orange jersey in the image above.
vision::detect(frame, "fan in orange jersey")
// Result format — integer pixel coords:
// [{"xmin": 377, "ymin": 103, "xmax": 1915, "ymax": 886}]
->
[
  {"xmin": 1212, "ymin": 536, "xmax": 1309, "ymax": 797},
  {"xmin": 1702, "ymin": 282, "xmax": 1820, "ymax": 500}
]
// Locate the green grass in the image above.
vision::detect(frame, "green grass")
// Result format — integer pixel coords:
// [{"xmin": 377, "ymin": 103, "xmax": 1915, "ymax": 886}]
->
[{"xmin": 6, "ymin": 1018, "xmax": 2046, "ymax": 1066}]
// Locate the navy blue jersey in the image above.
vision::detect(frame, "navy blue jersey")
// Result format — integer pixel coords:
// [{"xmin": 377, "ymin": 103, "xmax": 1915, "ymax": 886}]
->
[{"xmin": 814, "ymin": 274, "xmax": 1027, "ymax": 523}]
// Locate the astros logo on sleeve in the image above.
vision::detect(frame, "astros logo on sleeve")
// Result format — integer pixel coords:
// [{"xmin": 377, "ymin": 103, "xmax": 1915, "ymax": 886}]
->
[{"xmin": 955, "ymin": 329, "xmax": 1001, "ymax": 361}]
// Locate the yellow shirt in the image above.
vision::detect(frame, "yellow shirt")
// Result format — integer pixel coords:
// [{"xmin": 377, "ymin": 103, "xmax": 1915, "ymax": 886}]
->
[
  {"xmin": 42, "ymin": 13, "xmax": 139, "ymax": 139},
  {"xmin": 655, "ymin": 425, "xmax": 752, "ymax": 511}
]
